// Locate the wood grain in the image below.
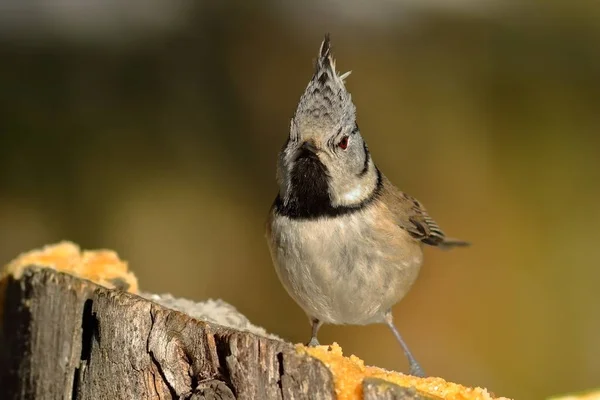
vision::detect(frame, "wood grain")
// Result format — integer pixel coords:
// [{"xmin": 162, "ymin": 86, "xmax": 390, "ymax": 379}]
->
[{"xmin": 0, "ymin": 268, "xmax": 430, "ymax": 399}]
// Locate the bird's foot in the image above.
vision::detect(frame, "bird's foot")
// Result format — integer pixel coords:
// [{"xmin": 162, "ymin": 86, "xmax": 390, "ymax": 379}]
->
[
  {"xmin": 306, "ymin": 337, "xmax": 320, "ymax": 347},
  {"xmin": 408, "ymin": 361, "xmax": 426, "ymax": 378}
]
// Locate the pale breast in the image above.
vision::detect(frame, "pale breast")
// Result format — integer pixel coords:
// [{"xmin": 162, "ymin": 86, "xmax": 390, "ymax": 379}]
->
[{"xmin": 266, "ymin": 204, "xmax": 423, "ymax": 325}]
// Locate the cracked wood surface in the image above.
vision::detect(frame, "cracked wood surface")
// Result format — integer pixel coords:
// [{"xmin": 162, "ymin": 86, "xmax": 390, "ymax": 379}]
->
[
  {"xmin": 0, "ymin": 268, "xmax": 432, "ymax": 400},
  {"xmin": 0, "ymin": 268, "xmax": 334, "ymax": 400}
]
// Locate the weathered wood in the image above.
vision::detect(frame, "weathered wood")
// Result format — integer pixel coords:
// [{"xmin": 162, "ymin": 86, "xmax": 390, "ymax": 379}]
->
[
  {"xmin": 363, "ymin": 378, "xmax": 439, "ymax": 400},
  {"xmin": 0, "ymin": 268, "xmax": 335, "ymax": 400},
  {"xmin": 0, "ymin": 268, "xmax": 425, "ymax": 399}
]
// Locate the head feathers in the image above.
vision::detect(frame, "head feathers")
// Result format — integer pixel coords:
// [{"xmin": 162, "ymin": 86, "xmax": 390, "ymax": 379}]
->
[
  {"xmin": 292, "ymin": 34, "xmax": 356, "ymax": 137},
  {"xmin": 315, "ymin": 34, "xmax": 352, "ymax": 84}
]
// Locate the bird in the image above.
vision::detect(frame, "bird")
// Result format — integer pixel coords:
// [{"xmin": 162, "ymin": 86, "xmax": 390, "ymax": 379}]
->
[{"xmin": 265, "ymin": 34, "xmax": 469, "ymax": 377}]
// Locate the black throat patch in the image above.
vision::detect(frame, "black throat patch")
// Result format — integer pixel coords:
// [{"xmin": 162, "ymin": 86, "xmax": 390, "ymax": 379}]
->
[{"xmin": 274, "ymin": 148, "xmax": 382, "ymax": 220}]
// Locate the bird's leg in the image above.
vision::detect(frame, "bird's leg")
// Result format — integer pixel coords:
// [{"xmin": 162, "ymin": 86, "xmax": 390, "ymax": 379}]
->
[
  {"xmin": 306, "ymin": 318, "xmax": 322, "ymax": 347},
  {"xmin": 384, "ymin": 310, "xmax": 425, "ymax": 377}
]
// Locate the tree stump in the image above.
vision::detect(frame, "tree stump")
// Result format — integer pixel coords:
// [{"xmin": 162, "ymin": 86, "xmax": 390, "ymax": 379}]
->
[{"xmin": 0, "ymin": 267, "xmax": 438, "ymax": 400}]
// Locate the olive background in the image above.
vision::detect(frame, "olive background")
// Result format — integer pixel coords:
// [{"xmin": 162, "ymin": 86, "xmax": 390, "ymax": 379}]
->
[{"xmin": 1, "ymin": 2, "xmax": 599, "ymax": 399}]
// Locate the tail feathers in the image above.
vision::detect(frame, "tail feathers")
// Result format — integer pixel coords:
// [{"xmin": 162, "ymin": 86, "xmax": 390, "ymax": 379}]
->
[{"xmin": 438, "ymin": 238, "xmax": 471, "ymax": 251}]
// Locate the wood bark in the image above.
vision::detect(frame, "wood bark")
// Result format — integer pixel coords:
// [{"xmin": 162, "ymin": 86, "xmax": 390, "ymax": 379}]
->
[{"xmin": 0, "ymin": 268, "xmax": 434, "ymax": 400}]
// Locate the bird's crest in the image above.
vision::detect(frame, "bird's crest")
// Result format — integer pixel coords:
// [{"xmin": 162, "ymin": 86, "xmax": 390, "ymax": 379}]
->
[{"xmin": 292, "ymin": 34, "xmax": 355, "ymax": 137}]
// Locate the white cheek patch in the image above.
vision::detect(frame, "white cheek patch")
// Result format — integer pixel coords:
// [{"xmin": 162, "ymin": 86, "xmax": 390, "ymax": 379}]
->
[{"xmin": 343, "ymin": 185, "xmax": 366, "ymax": 202}]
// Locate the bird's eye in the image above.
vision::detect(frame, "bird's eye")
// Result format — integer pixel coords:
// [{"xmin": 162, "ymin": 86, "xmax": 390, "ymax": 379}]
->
[{"xmin": 338, "ymin": 136, "xmax": 349, "ymax": 150}]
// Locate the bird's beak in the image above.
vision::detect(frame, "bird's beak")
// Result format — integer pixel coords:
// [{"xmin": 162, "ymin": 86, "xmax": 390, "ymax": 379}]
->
[
  {"xmin": 300, "ymin": 139, "xmax": 318, "ymax": 153},
  {"xmin": 294, "ymin": 139, "xmax": 320, "ymax": 161}
]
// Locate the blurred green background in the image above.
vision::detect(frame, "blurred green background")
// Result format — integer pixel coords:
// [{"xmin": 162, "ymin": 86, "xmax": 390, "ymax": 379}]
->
[{"xmin": 1, "ymin": 1, "xmax": 599, "ymax": 399}]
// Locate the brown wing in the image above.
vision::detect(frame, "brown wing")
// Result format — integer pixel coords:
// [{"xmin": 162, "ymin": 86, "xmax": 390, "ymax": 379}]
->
[{"xmin": 381, "ymin": 175, "xmax": 469, "ymax": 248}]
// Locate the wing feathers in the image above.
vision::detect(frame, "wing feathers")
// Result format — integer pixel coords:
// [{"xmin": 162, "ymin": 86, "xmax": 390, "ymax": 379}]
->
[{"xmin": 381, "ymin": 175, "xmax": 470, "ymax": 249}]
